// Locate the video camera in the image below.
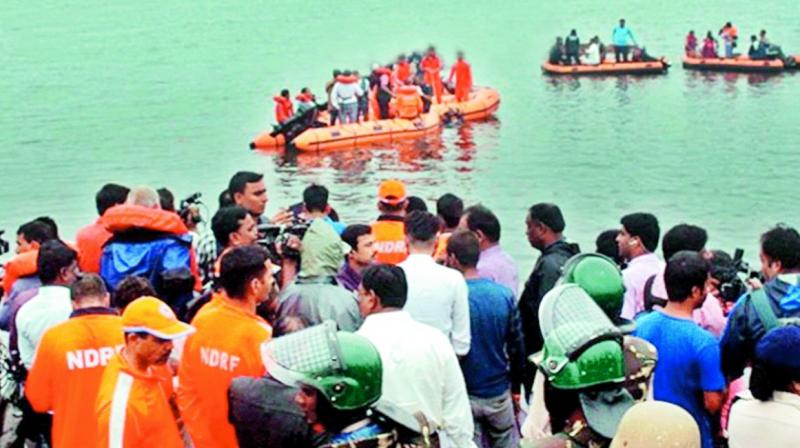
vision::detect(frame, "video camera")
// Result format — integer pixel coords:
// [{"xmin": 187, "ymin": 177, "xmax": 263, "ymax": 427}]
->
[
  {"xmin": 256, "ymin": 220, "xmax": 310, "ymax": 264},
  {"xmin": 713, "ymin": 248, "xmax": 763, "ymax": 302},
  {"xmin": 178, "ymin": 192, "xmax": 203, "ymax": 225},
  {"xmin": 0, "ymin": 231, "xmax": 9, "ymax": 257}
]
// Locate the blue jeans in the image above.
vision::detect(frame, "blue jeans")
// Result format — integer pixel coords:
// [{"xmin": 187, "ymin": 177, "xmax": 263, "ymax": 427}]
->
[
  {"xmin": 470, "ymin": 391, "xmax": 515, "ymax": 448},
  {"xmin": 340, "ymin": 102, "xmax": 358, "ymax": 124}
]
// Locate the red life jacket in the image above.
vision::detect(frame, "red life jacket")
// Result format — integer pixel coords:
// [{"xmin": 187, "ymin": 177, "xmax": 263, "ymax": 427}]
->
[
  {"xmin": 335, "ymin": 75, "xmax": 358, "ymax": 84},
  {"xmin": 395, "ymin": 61, "xmax": 411, "ymax": 82},
  {"xmin": 273, "ymin": 96, "xmax": 294, "ymax": 123}
]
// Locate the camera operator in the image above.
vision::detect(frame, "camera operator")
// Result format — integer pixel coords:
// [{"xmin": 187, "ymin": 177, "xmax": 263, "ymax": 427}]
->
[{"xmin": 720, "ymin": 224, "xmax": 800, "ymax": 380}]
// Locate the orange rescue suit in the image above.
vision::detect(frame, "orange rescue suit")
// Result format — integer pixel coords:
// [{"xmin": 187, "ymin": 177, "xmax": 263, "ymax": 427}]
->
[
  {"xmin": 395, "ymin": 85, "xmax": 423, "ymax": 119},
  {"xmin": 95, "ymin": 354, "xmax": 183, "ymax": 448},
  {"xmin": 394, "ymin": 61, "xmax": 411, "ymax": 84},
  {"xmin": 448, "ymin": 59, "xmax": 473, "ymax": 102},
  {"xmin": 177, "ymin": 293, "xmax": 272, "ymax": 448},
  {"xmin": 274, "ymin": 96, "xmax": 294, "ymax": 124},
  {"xmin": 420, "ymin": 53, "xmax": 444, "ymax": 103},
  {"xmin": 371, "ymin": 216, "xmax": 408, "ymax": 265},
  {"xmin": 26, "ymin": 311, "xmax": 124, "ymax": 448}
]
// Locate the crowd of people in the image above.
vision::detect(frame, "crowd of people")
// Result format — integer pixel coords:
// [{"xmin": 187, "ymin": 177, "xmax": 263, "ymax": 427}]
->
[
  {"xmin": 1, "ymin": 171, "xmax": 799, "ymax": 448},
  {"xmin": 684, "ymin": 23, "xmax": 789, "ymax": 62},
  {"xmin": 271, "ymin": 46, "xmax": 474, "ymax": 129},
  {"xmin": 548, "ymin": 18, "xmax": 660, "ymax": 66}
]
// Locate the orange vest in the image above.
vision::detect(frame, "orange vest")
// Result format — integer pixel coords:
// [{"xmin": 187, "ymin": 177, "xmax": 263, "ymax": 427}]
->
[
  {"xmin": 395, "ymin": 61, "xmax": 411, "ymax": 83},
  {"xmin": 95, "ymin": 354, "xmax": 182, "ymax": 448},
  {"xmin": 432, "ymin": 232, "xmax": 452, "ymax": 263},
  {"xmin": 3, "ymin": 249, "xmax": 38, "ymax": 295},
  {"xmin": 448, "ymin": 60, "xmax": 473, "ymax": 101},
  {"xmin": 395, "ymin": 86, "xmax": 423, "ymax": 119},
  {"xmin": 75, "ymin": 220, "xmax": 113, "ymax": 274},
  {"xmin": 371, "ymin": 216, "xmax": 408, "ymax": 265},
  {"xmin": 26, "ymin": 312, "xmax": 123, "ymax": 448},
  {"xmin": 177, "ymin": 294, "xmax": 272, "ymax": 448},
  {"xmin": 274, "ymin": 96, "xmax": 294, "ymax": 123}
]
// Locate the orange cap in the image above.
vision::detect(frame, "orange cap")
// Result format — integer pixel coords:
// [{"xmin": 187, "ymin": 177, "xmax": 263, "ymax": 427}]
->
[
  {"xmin": 378, "ymin": 179, "xmax": 407, "ymax": 205},
  {"xmin": 122, "ymin": 296, "xmax": 195, "ymax": 340}
]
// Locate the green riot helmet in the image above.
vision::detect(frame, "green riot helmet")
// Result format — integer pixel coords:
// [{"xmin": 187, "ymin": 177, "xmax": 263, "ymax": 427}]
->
[
  {"xmin": 559, "ymin": 253, "xmax": 630, "ymax": 330},
  {"xmin": 263, "ymin": 320, "xmax": 383, "ymax": 411},
  {"xmin": 537, "ymin": 284, "xmax": 625, "ymax": 390}
]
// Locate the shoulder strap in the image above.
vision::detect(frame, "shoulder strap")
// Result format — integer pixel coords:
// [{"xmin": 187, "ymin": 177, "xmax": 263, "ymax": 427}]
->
[
  {"xmin": 750, "ymin": 288, "xmax": 780, "ymax": 332},
  {"xmin": 643, "ymin": 274, "xmax": 667, "ymax": 312}
]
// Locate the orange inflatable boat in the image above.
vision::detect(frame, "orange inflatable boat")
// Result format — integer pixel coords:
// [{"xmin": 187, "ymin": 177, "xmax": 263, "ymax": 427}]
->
[
  {"xmin": 682, "ymin": 56, "xmax": 785, "ymax": 73},
  {"xmin": 542, "ymin": 60, "xmax": 669, "ymax": 76},
  {"xmin": 292, "ymin": 112, "xmax": 441, "ymax": 152},
  {"xmin": 433, "ymin": 87, "xmax": 500, "ymax": 121},
  {"xmin": 250, "ymin": 132, "xmax": 286, "ymax": 150}
]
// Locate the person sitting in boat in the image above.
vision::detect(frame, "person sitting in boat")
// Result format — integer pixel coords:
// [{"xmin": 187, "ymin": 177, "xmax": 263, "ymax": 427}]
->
[
  {"xmin": 295, "ymin": 88, "xmax": 316, "ymax": 115},
  {"xmin": 395, "ymin": 82, "xmax": 423, "ymax": 120},
  {"xmin": 632, "ymin": 46, "xmax": 659, "ymax": 62},
  {"xmin": 701, "ymin": 31, "xmax": 719, "ymax": 58},
  {"xmin": 748, "ymin": 35, "xmax": 766, "ymax": 59},
  {"xmin": 549, "ymin": 37, "xmax": 565, "ymax": 65},
  {"xmin": 565, "ymin": 29, "xmax": 581, "ymax": 65},
  {"xmin": 759, "ymin": 30, "xmax": 787, "ymax": 60},
  {"xmin": 582, "ymin": 36, "xmax": 602, "ymax": 65},
  {"xmin": 685, "ymin": 30, "xmax": 698, "ymax": 57},
  {"xmin": 354, "ymin": 70, "xmax": 370, "ymax": 122},
  {"xmin": 273, "ymin": 89, "xmax": 294, "ymax": 125}
]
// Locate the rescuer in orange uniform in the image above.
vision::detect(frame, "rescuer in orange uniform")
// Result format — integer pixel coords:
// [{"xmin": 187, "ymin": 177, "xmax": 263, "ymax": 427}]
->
[
  {"xmin": 420, "ymin": 46, "xmax": 444, "ymax": 103},
  {"xmin": 26, "ymin": 274, "xmax": 123, "ymax": 448},
  {"xmin": 448, "ymin": 51, "xmax": 473, "ymax": 102},
  {"xmin": 371, "ymin": 180, "xmax": 409, "ymax": 265},
  {"xmin": 177, "ymin": 245, "xmax": 274, "ymax": 448},
  {"xmin": 394, "ymin": 54, "xmax": 412, "ymax": 85},
  {"xmin": 95, "ymin": 296, "xmax": 195, "ymax": 448}
]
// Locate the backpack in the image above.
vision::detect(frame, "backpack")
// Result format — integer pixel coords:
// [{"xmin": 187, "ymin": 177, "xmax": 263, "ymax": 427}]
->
[{"xmin": 750, "ymin": 288, "xmax": 800, "ymax": 332}]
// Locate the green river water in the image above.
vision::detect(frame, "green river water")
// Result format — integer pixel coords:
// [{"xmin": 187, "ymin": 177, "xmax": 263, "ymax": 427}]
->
[{"xmin": 3, "ymin": 1, "xmax": 800, "ymax": 272}]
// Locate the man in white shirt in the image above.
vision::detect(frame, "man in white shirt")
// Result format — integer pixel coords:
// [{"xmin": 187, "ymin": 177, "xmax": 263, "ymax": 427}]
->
[
  {"xmin": 15, "ymin": 240, "xmax": 79, "ymax": 369},
  {"xmin": 616, "ymin": 212, "xmax": 663, "ymax": 320},
  {"xmin": 399, "ymin": 211, "xmax": 470, "ymax": 355},
  {"xmin": 356, "ymin": 264, "xmax": 477, "ymax": 448}
]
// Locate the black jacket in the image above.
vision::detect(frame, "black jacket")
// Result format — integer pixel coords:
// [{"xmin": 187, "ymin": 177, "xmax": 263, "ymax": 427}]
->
[
  {"xmin": 519, "ymin": 240, "xmax": 580, "ymax": 355},
  {"xmin": 229, "ymin": 375, "xmax": 327, "ymax": 447},
  {"xmin": 720, "ymin": 275, "xmax": 800, "ymax": 379}
]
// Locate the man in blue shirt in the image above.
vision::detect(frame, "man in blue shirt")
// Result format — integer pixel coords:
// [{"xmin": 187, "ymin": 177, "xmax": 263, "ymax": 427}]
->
[
  {"xmin": 612, "ymin": 18, "xmax": 637, "ymax": 62},
  {"xmin": 634, "ymin": 251, "xmax": 725, "ymax": 448},
  {"xmin": 446, "ymin": 230, "xmax": 525, "ymax": 448}
]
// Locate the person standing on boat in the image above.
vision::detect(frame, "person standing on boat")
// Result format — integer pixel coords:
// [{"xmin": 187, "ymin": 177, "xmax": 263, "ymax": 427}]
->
[
  {"xmin": 564, "ymin": 29, "xmax": 581, "ymax": 65},
  {"xmin": 447, "ymin": 51, "xmax": 472, "ymax": 102},
  {"xmin": 719, "ymin": 22, "xmax": 738, "ymax": 58},
  {"xmin": 325, "ymin": 69, "xmax": 341, "ymax": 125},
  {"xmin": 273, "ymin": 89, "xmax": 293, "ymax": 125},
  {"xmin": 420, "ymin": 46, "xmax": 444, "ymax": 104},
  {"xmin": 330, "ymin": 70, "xmax": 363, "ymax": 125},
  {"xmin": 701, "ymin": 32, "xmax": 719, "ymax": 58},
  {"xmin": 685, "ymin": 31, "xmax": 698, "ymax": 57},
  {"xmin": 548, "ymin": 37, "xmax": 565, "ymax": 65},
  {"xmin": 612, "ymin": 18, "xmax": 637, "ymax": 62},
  {"xmin": 393, "ymin": 54, "xmax": 412, "ymax": 85}
]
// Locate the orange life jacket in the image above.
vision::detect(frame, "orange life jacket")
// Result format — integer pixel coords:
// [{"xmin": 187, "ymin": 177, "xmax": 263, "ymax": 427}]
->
[
  {"xmin": 273, "ymin": 96, "xmax": 294, "ymax": 123},
  {"xmin": 395, "ymin": 85, "xmax": 423, "ymax": 119},
  {"xmin": 371, "ymin": 216, "xmax": 408, "ymax": 265},
  {"xmin": 3, "ymin": 250, "xmax": 38, "ymax": 295},
  {"xmin": 395, "ymin": 61, "xmax": 411, "ymax": 83},
  {"xmin": 295, "ymin": 92, "xmax": 314, "ymax": 103},
  {"xmin": 75, "ymin": 219, "xmax": 113, "ymax": 274},
  {"xmin": 100, "ymin": 204, "xmax": 189, "ymax": 235},
  {"xmin": 420, "ymin": 54, "xmax": 444, "ymax": 102},
  {"xmin": 432, "ymin": 232, "xmax": 452, "ymax": 263},
  {"xmin": 335, "ymin": 75, "xmax": 359, "ymax": 84}
]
